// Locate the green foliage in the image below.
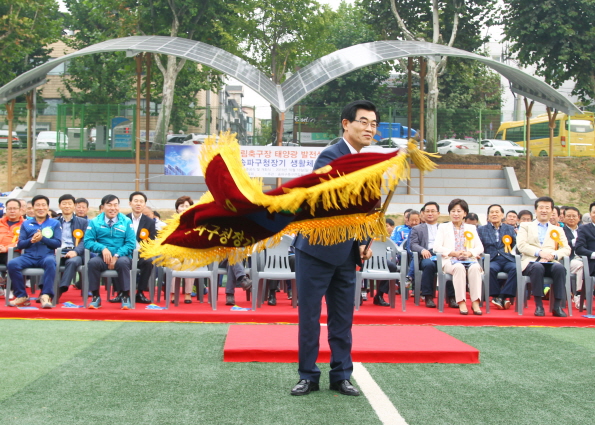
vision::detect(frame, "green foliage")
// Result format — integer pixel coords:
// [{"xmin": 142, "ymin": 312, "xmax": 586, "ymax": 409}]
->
[
  {"xmin": 359, "ymin": 0, "xmax": 497, "ymax": 51},
  {"xmin": 502, "ymin": 0, "xmax": 595, "ymax": 101},
  {"xmin": 299, "ymin": 3, "xmax": 394, "ymax": 111},
  {"xmin": 0, "ymin": 0, "xmax": 63, "ymax": 87}
]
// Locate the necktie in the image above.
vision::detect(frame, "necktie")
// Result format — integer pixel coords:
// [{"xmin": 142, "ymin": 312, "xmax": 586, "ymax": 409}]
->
[{"xmin": 108, "ymin": 219, "xmax": 113, "ymax": 228}]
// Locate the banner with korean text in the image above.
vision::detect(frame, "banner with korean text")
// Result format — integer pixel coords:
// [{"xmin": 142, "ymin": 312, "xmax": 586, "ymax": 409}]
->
[{"xmin": 164, "ymin": 145, "xmax": 325, "ymax": 178}]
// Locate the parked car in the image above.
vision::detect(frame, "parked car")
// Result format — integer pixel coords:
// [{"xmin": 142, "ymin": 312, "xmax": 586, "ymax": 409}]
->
[
  {"xmin": 0, "ymin": 130, "xmax": 22, "ymax": 149},
  {"xmin": 35, "ymin": 131, "xmax": 68, "ymax": 150},
  {"xmin": 182, "ymin": 133, "xmax": 211, "ymax": 145},
  {"xmin": 437, "ymin": 139, "xmax": 479, "ymax": 155},
  {"xmin": 166, "ymin": 134, "xmax": 187, "ymax": 145},
  {"xmin": 480, "ymin": 139, "xmax": 525, "ymax": 156}
]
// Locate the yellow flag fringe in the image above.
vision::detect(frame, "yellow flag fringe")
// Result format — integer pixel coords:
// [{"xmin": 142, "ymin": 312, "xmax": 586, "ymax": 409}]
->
[{"xmin": 140, "ymin": 132, "xmax": 438, "ymax": 269}]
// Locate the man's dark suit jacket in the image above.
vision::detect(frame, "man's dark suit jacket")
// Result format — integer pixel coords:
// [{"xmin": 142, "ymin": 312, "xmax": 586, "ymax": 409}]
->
[
  {"xmin": 563, "ymin": 225, "xmax": 578, "ymax": 260},
  {"xmin": 294, "ymin": 139, "xmax": 363, "ymax": 266},
  {"xmin": 575, "ymin": 222, "xmax": 595, "ymax": 274},
  {"xmin": 126, "ymin": 213, "xmax": 156, "ymax": 243},
  {"xmin": 477, "ymin": 222, "xmax": 516, "ymax": 262},
  {"xmin": 57, "ymin": 215, "xmax": 88, "ymax": 257}
]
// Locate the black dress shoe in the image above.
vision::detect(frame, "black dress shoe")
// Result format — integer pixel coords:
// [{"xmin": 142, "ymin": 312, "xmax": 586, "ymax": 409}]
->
[
  {"xmin": 225, "ymin": 294, "xmax": 235, "ymax": 306},
  {"xmin": 534, "ymin": 306, "xmax": 545, "ymax": 317},
  {"xmin": 267, "ymin": 291, "xmax": 277, "ymax": 306},
  {"xmin": 448, "ymin": 297, "xmax": 458, "ymax": 309},
  {"xmin": 135, "ymin": 292, "xmax": 151, "ymax": 304},
  {"xmin": 329, "ymin": 380, "xmax": 360, "ymax": 396},
  {"xmin": 290, "ymin": 379, "xmax": 319, "ymax": 396},
  {"xmin": 58, "ymin": 286, "xmax": 69, "ymax": 296},
  {"xmin": 491, "ymin": 297, "xmax": 504, "ymax": 310},
  {"xmin": 424, "ymin": 296, "xmax": 436, "ymax": 308},
  {"xmin": 552, "ymin": 307, "xmax": 567, "ymax": 317},
  {"xmin": 109, "ymin": 294, "xmax": 122, "ymax": 303},
  {"xmin": 373, "ymin": 294, "xmax": 390, "ymax": 307}
]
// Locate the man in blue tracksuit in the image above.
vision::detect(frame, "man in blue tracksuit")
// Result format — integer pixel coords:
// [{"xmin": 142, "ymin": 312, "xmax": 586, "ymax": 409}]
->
[
  {"xmin": 8, "ymin": 195, "xmax": 62, "ymax": 308},
  {"xmin": 84, "ymin": 194, "xmax": 136, "ymax": 310}
]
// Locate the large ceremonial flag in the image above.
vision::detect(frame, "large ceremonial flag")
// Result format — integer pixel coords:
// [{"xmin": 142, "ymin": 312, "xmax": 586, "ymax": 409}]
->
[{"xmin": 140, "ymin": 132, "xmax": 437, "ymax": 269}]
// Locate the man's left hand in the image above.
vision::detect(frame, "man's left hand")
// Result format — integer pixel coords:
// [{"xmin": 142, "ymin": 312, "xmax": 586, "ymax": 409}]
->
[{"xmin": 359, "ymin": 245, "xmax": 373, "ymax": 262}]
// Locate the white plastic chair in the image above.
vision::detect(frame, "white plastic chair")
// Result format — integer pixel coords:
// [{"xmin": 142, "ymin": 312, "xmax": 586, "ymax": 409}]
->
[
  {"xmin": 164, "ymin": 262, "xmax": 219, "ymax": 309},
  {"xmin": 252, "ymin": 235, "xmax": 295, "ymax": 311},
  {"xmin": 355, "ymin": 239, "xmax": 408, "ymax": 311}
]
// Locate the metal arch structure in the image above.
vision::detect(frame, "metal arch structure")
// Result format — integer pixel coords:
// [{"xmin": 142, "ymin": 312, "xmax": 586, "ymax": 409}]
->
[
  {"xmin": 0, "ymin": 36, "xmax": 281, "ymax": 108},
  {"xmin": 281, "ymin": 40, "xmax": 582, "ymax": 115},
  {"xmin": 0, "ymin": 36, "xmax": 582, "ymax": 115}
]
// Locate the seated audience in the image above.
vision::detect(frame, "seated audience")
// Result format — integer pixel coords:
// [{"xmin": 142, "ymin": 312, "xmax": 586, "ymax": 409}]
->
[
  {"xmin": 171, "ymin": 196, "xmax": 195, "ymax": 302},
  {"xmin": 8, "ymin": 195, "xmax": 62, "ymax": 309},
  {"xmin": 223, "ymin": 260, "xmax": 252, "ymax": 306},
  {"xmin": 0, "ymin": 199, "xmax": 25, "ymax": 296},
  {"xmin": 517, "ymin": 210, "xmax": 533, "ymax": 223},
  {"xmin": 84, "ymin": 195, "xmax": 136, "ymax": 310},
  {"xmin": 56, "ymin": 194, "xmax": 87, "ymax": 298},
  {"xmin": 434, "ymin": 199, "xmax": 484, "ymax": 315},
  {"xmin": 465, "ymin": 213, "xmax": 479, "ymax": 226},
  {"xmin": 550, "ymin": 206, "xmax": 564, "ymax": 227},
  {"xmin": 409, "ymin": 202, "xmax": 457, "ymax": 309},
  {"xmin": 505, "ymin": 210, "xmax": 518, "ymax": 230},
  {"xmin": 517, "ymin": 196, "xmax": 571, "ymax": 317},
  {"xmin": 563, "ymin": 206, "xmax": 585, "ymax": 308},
  {"xmin": 477, "ymin": 204, "xmax": 517, "ymax": 310},
  {"xmin": 390, "ymin": 209, "xmax": 412, "ymax": 246},
  {"xmin": 125, "ymin": 191, "xmax": 155, "ymax": 305},
  {"xmin": 385, "ymin": 218, "xmax": 396, "ymax": 239},
  {"xmin": 575, "ymin": 202, "xmax": 595, "ymax": 308},
  {"xmin": 75, "ymin": 198, "xmax": 89, "ymax": 219}
]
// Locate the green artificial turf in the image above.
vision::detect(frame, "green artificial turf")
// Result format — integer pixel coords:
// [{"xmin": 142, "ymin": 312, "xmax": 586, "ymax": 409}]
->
[
  {"xmin": 0, "ymin": 320, "xmax": 379, "ymax": 425},
  {"xmin": 365, "ymin": 326, "xmax": 595, "ymax": 425},
  {"xmin": 1, "ymin": 320, "xmax": 594, "ymax": 425}
]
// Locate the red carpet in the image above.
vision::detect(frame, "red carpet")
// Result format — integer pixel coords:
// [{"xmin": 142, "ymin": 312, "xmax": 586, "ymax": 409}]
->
[
  {"xmin": 1, "ymin": 287, "xmax": 594, "ymax": 327},
  {"xmin": 223, "ymin": 325, "xmax": 480, "ymax": 363}
]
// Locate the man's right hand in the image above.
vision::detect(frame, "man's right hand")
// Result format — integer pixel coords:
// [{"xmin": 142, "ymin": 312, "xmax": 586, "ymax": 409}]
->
[
  {"xmin": 421, "ymin": 249, "xmax": 432, "ymax": 259},
  {"xmin": 0, "ymin": 245, "xmax": 6, "ymax": 253},
  {"xmin": 102, "ymin": 248, "xmax": 112, "ymax": 264}
]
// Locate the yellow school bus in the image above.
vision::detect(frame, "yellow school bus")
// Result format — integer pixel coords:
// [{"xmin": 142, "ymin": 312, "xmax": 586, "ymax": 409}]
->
[{"xmin": 495, "ymin": 112, "xmax": 595, "ymax": 157}]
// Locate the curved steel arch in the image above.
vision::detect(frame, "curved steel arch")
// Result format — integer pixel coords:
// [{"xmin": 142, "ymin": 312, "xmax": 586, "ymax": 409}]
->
[
  {"xmin": 0, "ymin": 36, "xmax": 581, "ymax": 115},
  {"xmin": 283, "ymin": 40, "xmax": 581, "ymax": 115},
  {"xmin": 0, "ymin": 36, "xmax": 281, "ymax": 109}
]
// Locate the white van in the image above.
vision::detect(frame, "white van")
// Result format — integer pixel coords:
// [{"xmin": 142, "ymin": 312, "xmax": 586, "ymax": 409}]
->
[{"xmin": 35, "ymin": 131, "xmax": 68, "ymax": 150}]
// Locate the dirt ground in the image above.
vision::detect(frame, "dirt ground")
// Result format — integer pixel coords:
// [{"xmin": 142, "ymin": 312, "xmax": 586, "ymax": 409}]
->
[{"xmin": 2, "ymin": 150, "xmax": 593, "ymax": 220}]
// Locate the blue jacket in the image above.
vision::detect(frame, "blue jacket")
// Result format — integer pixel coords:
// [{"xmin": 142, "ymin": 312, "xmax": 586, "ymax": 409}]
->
[
  {"xmin": 477, "ymin": 222, "xmax": 516, "ymax": 262},
  {"xmin": 57, "ymin": 215, "xmax": 88, "ymax": 257},
  {"xmin": 17, "ymin": 216, "xmax": 62, "ymax": 258},
  {"xmin": 84, "ymin": 212, "xmax": 136, "ymax": 257},
  {"xmin": 391, "ymin": 224, "xmax": 411, "ymax": 246}
]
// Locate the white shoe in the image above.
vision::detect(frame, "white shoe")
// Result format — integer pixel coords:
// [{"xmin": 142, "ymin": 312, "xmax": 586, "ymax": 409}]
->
[
  {"xmin": 25, "ymin": 279, "xmax": 31, "ymax": 288},
  {"xmin": 9, "ymin": 291, "xmax": 14, "ymax": 300},
  {"xmin": 361, "ymin": 292, "xmax": 368, "ymax": 301}
]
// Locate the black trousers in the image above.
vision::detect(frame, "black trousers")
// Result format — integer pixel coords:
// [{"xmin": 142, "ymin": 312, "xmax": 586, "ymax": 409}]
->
[{"xmin": 522, "ymin": 262, "xmax": 566, "ymax": 299}]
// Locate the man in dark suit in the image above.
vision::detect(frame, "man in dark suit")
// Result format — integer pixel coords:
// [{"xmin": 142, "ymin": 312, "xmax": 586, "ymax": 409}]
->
[
  {"xmin": 291, "ymin": 100, "xmax": 374, "ymax": 397},
  {"xmin": 122, "ymin": 191, "xmax": 156, "ymax": 304},
  {"xmin": 575, "ymin": 203, "xmax": 595, "ymax": 305},
  {"xmin": 562, "ymin": 206, "xmax": 584, "ymax": 307},
  {"xmin": 409, "ymin": 201, "xmax": 457, "ymax": 308},
  {"xmin": 56, "ymin": 194, "xmax": 88, "ymax": 299},
  {"xmin": 477, "ymin": 204, "xmax": 517, "ymax": 309}
]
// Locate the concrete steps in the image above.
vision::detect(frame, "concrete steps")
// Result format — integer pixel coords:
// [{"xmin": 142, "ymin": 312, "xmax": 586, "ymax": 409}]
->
[{"xmin": 9, "ymin": 160, "xmax": 536, "ymax": 216}]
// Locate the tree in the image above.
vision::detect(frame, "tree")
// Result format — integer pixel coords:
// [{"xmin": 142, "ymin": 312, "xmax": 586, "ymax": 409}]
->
[
  {"xmin": 359, "ymin": 0, "xmax": 497, "ymax": 144},
  {"xmin": 231, "ymin": 0, "xmax": 327, "ymax": 140},
  {"xmin": 502, "ymin": 0, "xmax": 595, "ymax": 102},
  {"xmin": 138, "ymin": 0, "xmax": 236, "ymax": 145},
  {"xmin": 0, "ymin": 0, "xmax": 63, "ymax": 87}
]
